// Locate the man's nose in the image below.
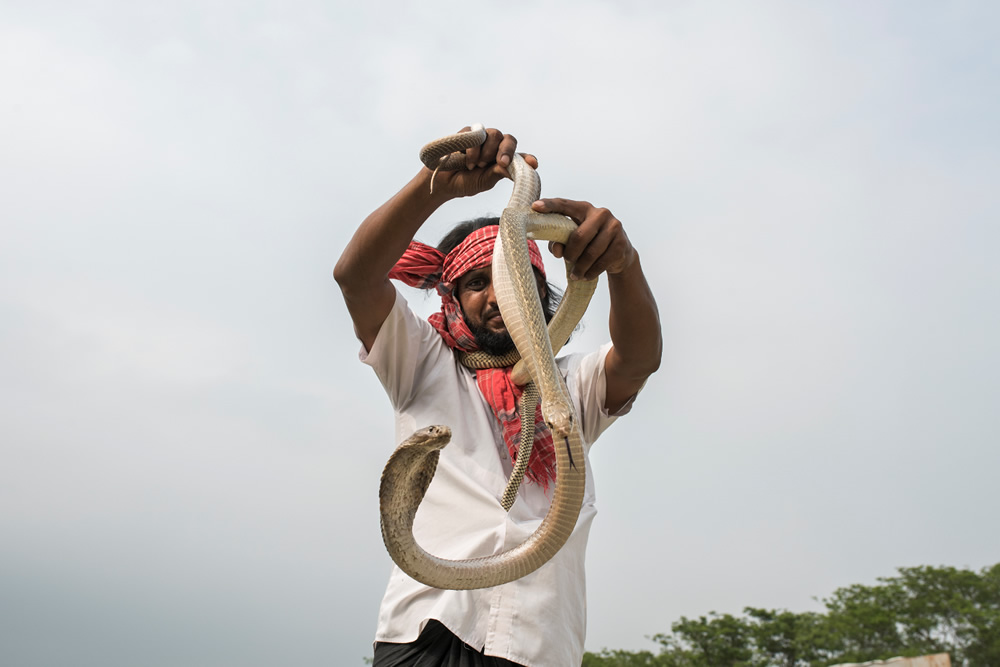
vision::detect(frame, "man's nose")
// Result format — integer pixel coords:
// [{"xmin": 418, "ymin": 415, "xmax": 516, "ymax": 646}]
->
[{"xmin": 486, "ymin": 283, "xmax": 498, "ymax": 306}]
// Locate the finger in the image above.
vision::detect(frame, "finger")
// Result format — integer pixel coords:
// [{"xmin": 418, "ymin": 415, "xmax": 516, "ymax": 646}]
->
[
  {"xmin": 477, "ymin": 129, "xmax": 504, "ymax": 169},
  {"xmin": 531, "ymin": 197, "xmax": 594, "ymax": 224},
  {"xmin": 548, "ymin": 241, "xmax": 565, "ymax": 259},
  {"xmin": 580, "ymin": 224, "xmax": 626, "ymax": 280},
  {"xmin": 570, "ymin": 220, "xmax": 615, "ymax": 280},
  {"xmin": 560, "ymin": 206, "xmax": 610, "ymax": 264},
  {"xmin": 496, "ymin": 133, "xmax": 518, "ymax": 168},
  {"xmin": 489, "ymin": 152, "xmax": 536, "ymax": 181}
]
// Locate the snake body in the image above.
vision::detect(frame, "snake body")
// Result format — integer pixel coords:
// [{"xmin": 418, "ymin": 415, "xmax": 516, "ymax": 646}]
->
[{"xmin": 378, "ymin": 125, "xmax": 598, "ymax": 590}]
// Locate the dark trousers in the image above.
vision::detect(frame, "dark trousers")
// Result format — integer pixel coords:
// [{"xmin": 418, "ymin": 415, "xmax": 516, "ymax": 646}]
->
[{"xmin": 373, "ymin": 620, "xmax": 524, "ymax": 667}]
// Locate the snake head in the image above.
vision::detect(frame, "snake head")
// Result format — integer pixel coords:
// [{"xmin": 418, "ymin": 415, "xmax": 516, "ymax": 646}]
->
[
  {"xmin": 409, "ymin": 425, "xmax": 452, "ymax": 451},
  {"xmin": 542, "ymin": 401, "xmax": 574, "ymax": 439}
]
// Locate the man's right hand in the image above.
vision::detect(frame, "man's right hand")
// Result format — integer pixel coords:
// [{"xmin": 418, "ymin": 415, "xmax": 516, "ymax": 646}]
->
[{"xmin": 424, "ymin": 126, "xmax": 538, "ymax": 200}]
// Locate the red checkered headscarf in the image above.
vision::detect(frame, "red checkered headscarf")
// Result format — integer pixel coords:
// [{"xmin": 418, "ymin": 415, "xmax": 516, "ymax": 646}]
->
[{"xmin": 388, "ymin": 225, "xmax": 557, "ymax": 489}]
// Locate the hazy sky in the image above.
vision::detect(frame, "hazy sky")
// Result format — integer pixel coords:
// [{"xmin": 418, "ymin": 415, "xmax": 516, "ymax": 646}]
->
[{"xmin": 2, "ymin": 1, "xmax": 998, "ymax": 665}]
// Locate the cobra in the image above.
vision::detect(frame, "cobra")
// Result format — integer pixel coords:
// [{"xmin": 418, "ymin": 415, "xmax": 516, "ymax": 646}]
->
[{"xmin": 378, "ymin": 125, "xmax": 598, "ymax": 590}]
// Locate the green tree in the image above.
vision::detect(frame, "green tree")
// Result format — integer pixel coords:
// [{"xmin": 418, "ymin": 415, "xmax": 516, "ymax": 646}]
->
[
  {"xmin": 581, "ymin": 647, "xmax": 665, "ymax": 666},
  {"xmin": 966, "ymin": 562, "xmax": 1000, "ymax": 666},
  {"xmin": 892, "ymin": 563, "xmax": 1000, "ymax": 666},
  {"xmin": 743, "ymin": 607, "xmax": 827, "ymax": 667},
  {"xmin": 819, "ymin": 577, "xmax": 910, "ymax": 663},
  {"xmin": 653, "ymin": 612, "xmax": 754, "ymax": 666},
  {"xmin": 581, "ymin": 562, "xmax": 1000, "ymax": 667}
]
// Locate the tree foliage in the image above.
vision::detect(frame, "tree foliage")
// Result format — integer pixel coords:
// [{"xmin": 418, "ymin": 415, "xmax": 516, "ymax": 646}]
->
[{"xmin": 583, "ymin": 563, "xmax": 1000, "ymax": 667}]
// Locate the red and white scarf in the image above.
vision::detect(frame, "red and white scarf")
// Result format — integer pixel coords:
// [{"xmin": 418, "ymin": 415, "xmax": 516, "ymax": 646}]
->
[{"xmin": 388, "ymin": 226, "xmax": 557, "ymax": 489}]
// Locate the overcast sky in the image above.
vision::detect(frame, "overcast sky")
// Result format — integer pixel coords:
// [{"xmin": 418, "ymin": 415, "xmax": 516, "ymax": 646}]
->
[{"xmin": 2, "ymin": 1, "xmax": 998, "ymax": 665}]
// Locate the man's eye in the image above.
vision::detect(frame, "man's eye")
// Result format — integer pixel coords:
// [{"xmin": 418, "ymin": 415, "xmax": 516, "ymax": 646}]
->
[{"xmin": 467, "ymin": 279, "xmax": 485, "ymax": 290}]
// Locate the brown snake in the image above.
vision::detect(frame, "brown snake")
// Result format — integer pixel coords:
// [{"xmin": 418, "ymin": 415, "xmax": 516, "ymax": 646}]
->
[{"xmin": 378, "ymin": 125, "xmax": 598, "ymax": 590}]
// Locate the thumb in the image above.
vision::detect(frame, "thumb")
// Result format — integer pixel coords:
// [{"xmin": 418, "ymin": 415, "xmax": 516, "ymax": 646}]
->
[{"xmin": 532, "ymin": 197, "xmax": 588, "ymax": 223}]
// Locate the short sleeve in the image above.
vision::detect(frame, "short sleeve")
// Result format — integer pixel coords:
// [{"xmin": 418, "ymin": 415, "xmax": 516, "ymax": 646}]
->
[
  {"xmin": 360, "ymin": 288, "xmax": 454, "ymax": 410},
  {"xmin": 562, "ymin": 342, "xmax": 642, "ymax": 448}
]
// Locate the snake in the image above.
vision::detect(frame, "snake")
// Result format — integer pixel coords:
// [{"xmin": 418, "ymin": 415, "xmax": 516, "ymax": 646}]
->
[{"xmin": 378, "ymin": 125, "xmax": 598, "ymax": 590}]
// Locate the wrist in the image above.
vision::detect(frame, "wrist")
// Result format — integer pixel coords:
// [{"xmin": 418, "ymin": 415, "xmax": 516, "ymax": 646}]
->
[
  {"xmin": 407, "ymin": 168, "xmax": 453, "ymax": 213},
  {"xmin": 608, "ymin": 248, "xmax": 640, "ymax": 279}
]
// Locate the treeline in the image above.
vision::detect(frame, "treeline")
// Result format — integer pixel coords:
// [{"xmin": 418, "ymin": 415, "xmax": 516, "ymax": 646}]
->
[{"xmin": 583, "ymin": 564, "xmax": 1000, "ymax": 667}]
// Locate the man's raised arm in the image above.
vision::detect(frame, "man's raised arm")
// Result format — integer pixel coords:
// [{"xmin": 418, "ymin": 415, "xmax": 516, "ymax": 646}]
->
[{"xmin": 333, "ymin": 128, "xmax": 534, "ymax": 351}]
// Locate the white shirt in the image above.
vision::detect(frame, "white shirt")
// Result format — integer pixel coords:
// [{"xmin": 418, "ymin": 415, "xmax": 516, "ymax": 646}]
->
[{"xmin": 362, "ymin": 289, "xmax": 636, "ymax": 667}]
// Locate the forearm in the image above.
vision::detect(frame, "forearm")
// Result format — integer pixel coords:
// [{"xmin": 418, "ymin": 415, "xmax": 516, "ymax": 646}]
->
[
  {"xmin": 334, "ymin": 168, "xmax": 444, "ymax": 294},
  {"xmin": 334, "ymin": 168, "xmax": 450, "ymax": 349},
  {"xmin": 607, "ymin": 252, "xmax": 662, "ymax": 380}
]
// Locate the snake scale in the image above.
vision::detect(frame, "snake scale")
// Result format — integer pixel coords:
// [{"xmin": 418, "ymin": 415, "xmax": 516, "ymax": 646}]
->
[{"xmin": 378, "ymin": 125, "xmax": 598, "ymax": 590}]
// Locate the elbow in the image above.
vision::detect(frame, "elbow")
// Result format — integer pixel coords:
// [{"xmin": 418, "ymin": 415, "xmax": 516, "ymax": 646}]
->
[
  {"xmin": 332, "ymin": 258, "xmax": 350, "ymax": 288},
  {"xmin": 634, "ymin": 347, "xmax": 662, "ymax": 380},
  {"xmin": 648, "ymin": 338, "xmax": 663, "ymax": 375},
  {"xmin": 610, "ymin": 341, "xmax": 662, "ymax": 384},
  {"xmin": 333, "ymin": 258, "xmax": 364, "ymax": 303},
  {"xmin": 334, "ymin": 255, "xmax": 388, "ymax": 304},
  {"xmin": 633, "ymin": 335, "xmax": 663, "ymax": 379},
  {"xmin": 646, "ymin": 354, "xmax": 663, "ymax": 378},
  {"xmin": 333, "ymin": 255, "xmax": 364, "ymax": 293}
]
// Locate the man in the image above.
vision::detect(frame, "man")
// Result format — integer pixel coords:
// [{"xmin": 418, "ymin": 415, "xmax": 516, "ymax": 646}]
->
[{"xmin": 334, "ymin": 127, "xmax": 662, "ymax": 667}]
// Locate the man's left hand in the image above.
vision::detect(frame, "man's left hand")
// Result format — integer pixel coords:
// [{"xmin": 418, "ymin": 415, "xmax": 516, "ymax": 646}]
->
[{"xmin": 531, "ymin": 198, "xmax": 637, "ymax": 281}]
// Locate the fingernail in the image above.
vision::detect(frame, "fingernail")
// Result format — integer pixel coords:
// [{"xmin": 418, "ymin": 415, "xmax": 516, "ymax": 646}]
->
[
  {"xmin": 478, "ymin": 161, "xmax": 487, "ymax": 168},
  {"xmin": 499, "ymin": 155, "xmax": 510, "ymax": 166}
]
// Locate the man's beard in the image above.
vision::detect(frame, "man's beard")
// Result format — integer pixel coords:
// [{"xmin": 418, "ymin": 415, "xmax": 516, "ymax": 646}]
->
[
  {"xmin": 463, "ymin": 289, "xmax": 553, "ymax": 357},
  {"xmin": 466, "ymin": 317, "xmax": 516, "ymax": 356}
]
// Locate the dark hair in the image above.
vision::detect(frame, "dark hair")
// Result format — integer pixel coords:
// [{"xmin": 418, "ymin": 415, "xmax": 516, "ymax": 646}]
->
[
  {"xmin": 437, "ymin": 217, "xmax": 563, "ymax": 323},
  {"xmin": 437, "ymin": 217, "xmax": 501, "ymax": 256}
]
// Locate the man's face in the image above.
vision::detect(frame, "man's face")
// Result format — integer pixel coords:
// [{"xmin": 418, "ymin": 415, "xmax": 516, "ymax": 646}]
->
[{"xmin": 455, "ymin": 265, "xmax": 547, "ymax": 356}]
